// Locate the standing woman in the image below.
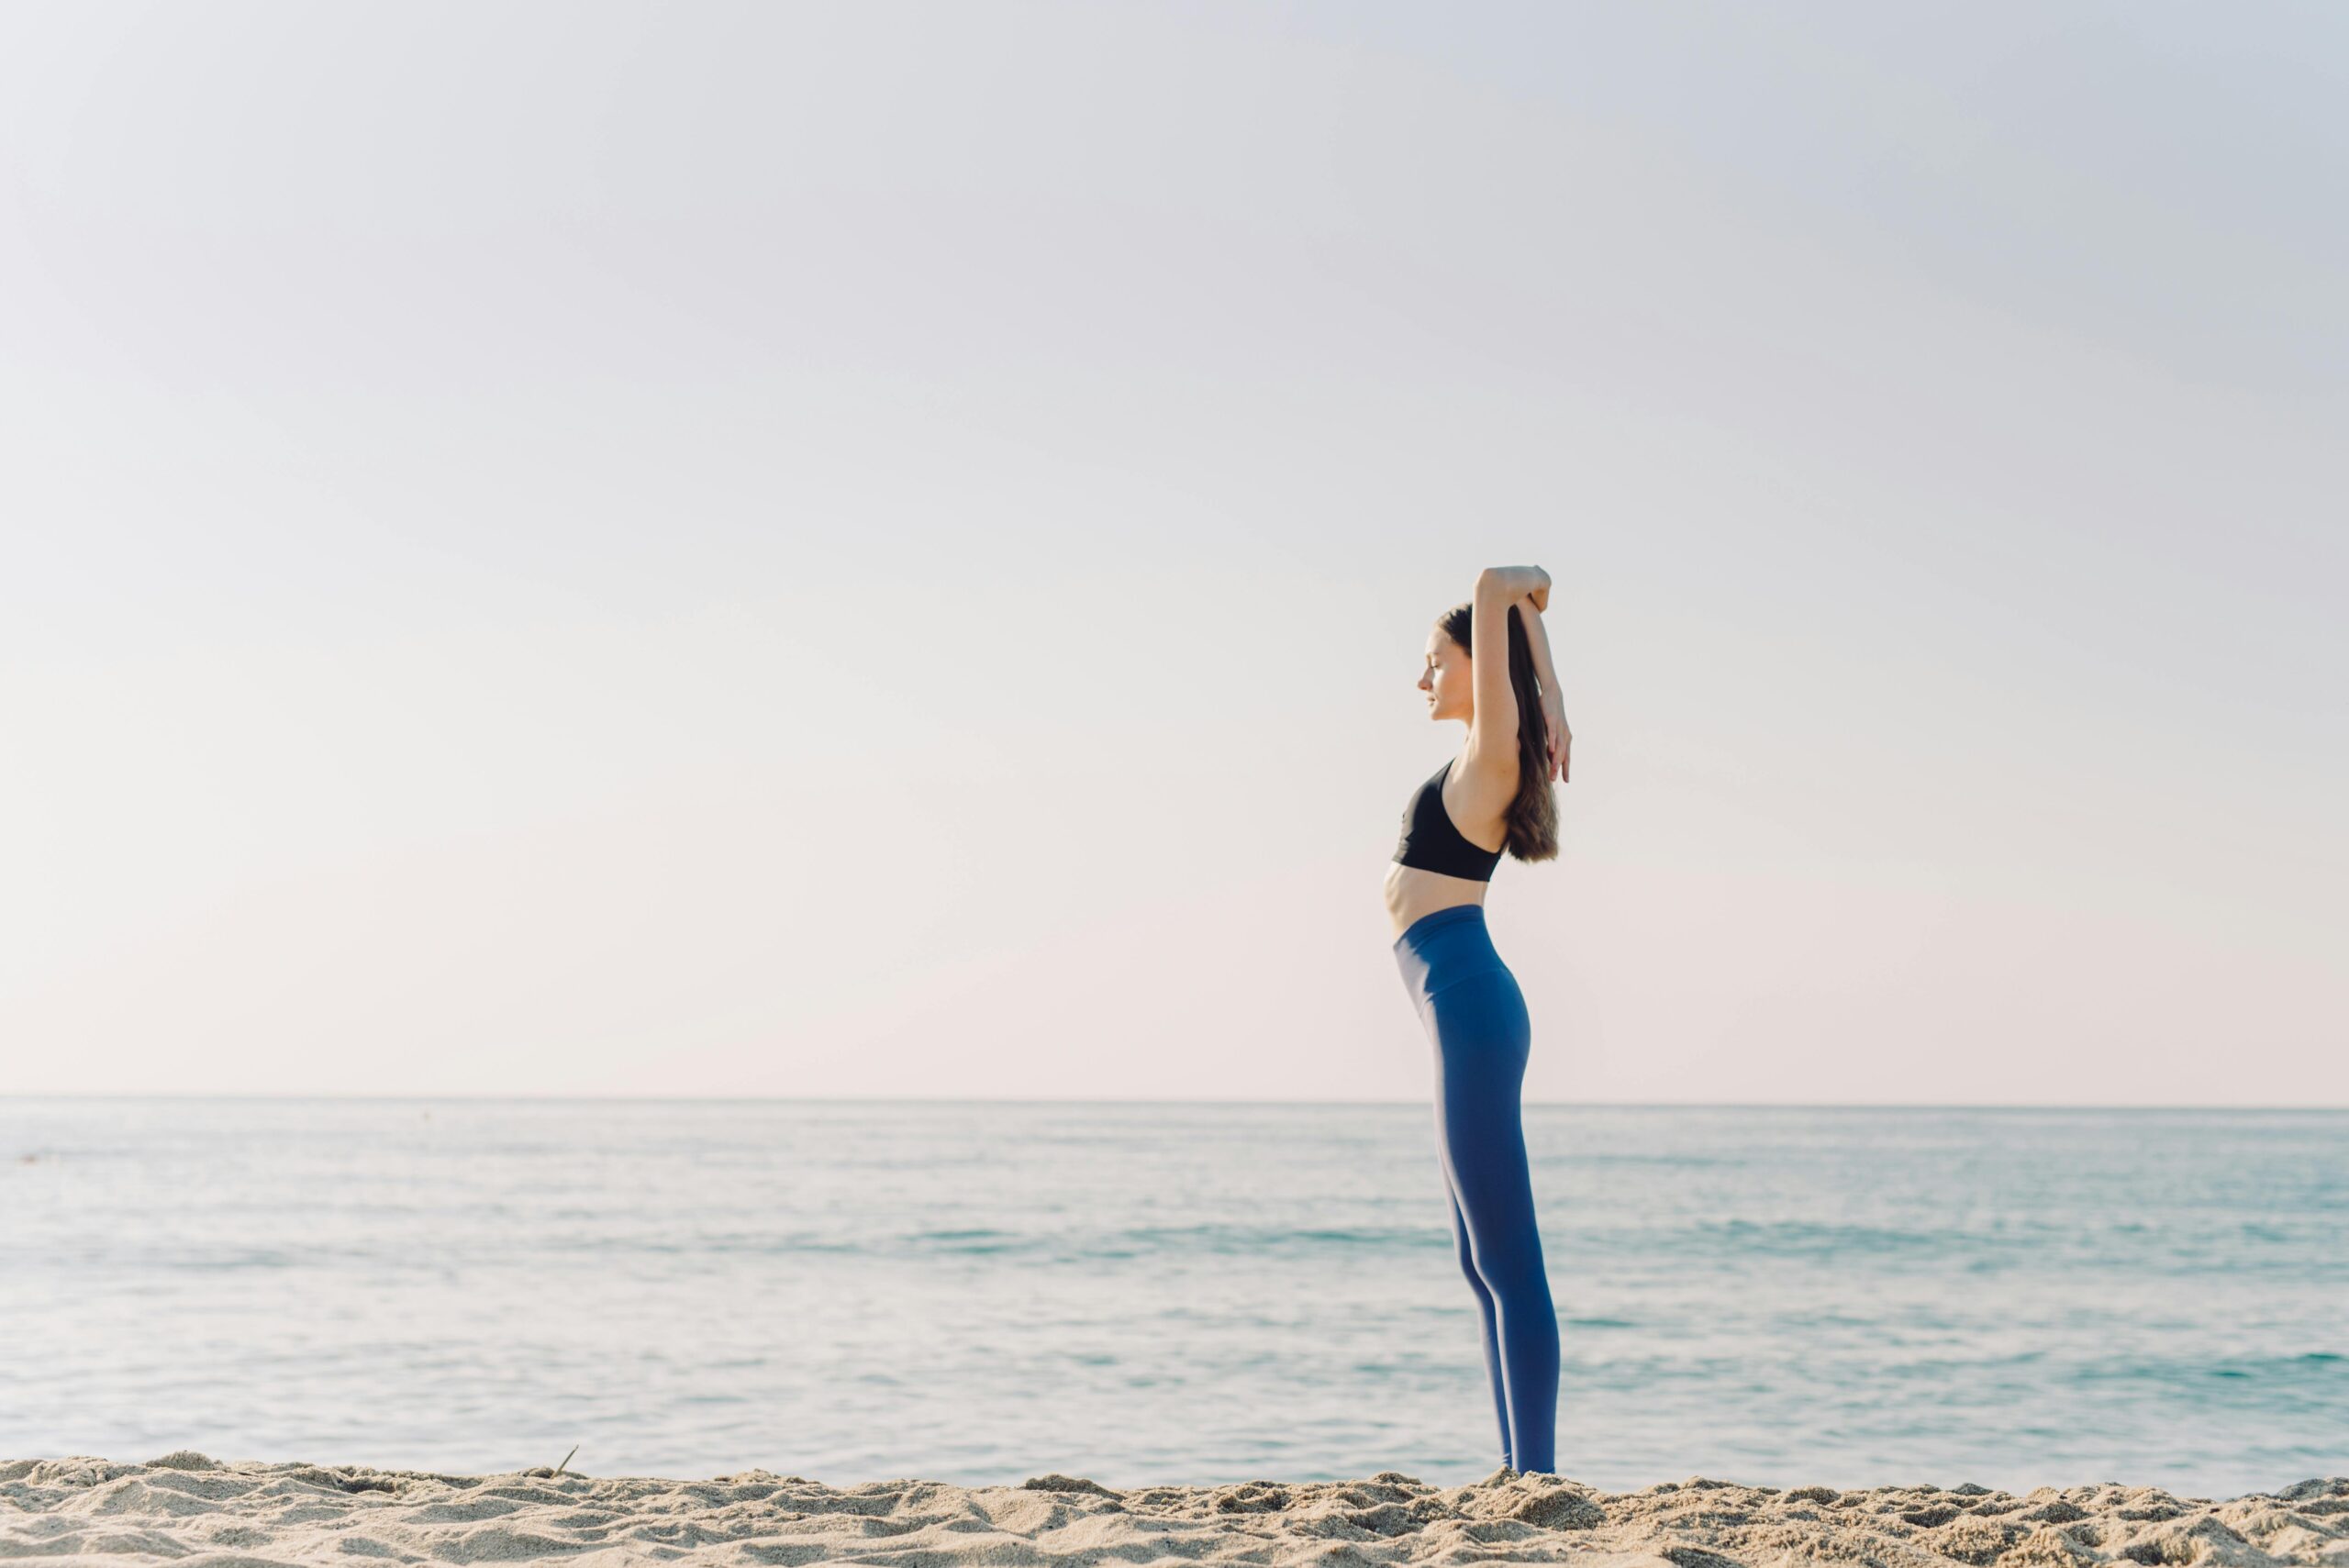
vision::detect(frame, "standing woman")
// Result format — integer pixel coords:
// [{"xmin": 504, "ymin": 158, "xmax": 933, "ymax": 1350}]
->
[{"xmin": 1385, "ymin": 564, "xmax": 1571, "ymax": 1475}]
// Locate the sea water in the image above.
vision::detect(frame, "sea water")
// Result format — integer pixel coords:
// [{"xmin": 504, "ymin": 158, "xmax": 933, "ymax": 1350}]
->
[{"xmin": 1, "ymin": 1099, "xmax": 2341, "ymax": 1495}]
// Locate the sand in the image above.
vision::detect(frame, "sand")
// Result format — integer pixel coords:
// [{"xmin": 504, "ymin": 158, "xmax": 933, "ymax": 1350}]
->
[{"xmin": 1, "ymin": 1454, "xmax": 2342, "ymax": 1567}]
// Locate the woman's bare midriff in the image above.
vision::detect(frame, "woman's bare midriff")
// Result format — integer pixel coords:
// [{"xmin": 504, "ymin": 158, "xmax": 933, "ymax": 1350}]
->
[{"xmin": 1385, "ymin": 862, "xmax": 1488, "ymax": 940}]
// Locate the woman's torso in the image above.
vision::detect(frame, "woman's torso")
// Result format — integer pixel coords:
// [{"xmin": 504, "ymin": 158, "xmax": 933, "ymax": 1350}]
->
[{"xmin": 1385, "ymin": 751, "xmax": 1513, "ymax": 939}]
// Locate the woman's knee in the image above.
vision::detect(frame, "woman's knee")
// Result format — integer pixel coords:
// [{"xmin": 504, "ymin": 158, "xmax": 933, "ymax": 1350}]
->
[
  {"xmin": 1453, "ymin": 1235, "xmax": 1492, "ymax": 1295},
  {"xmin": 1470, "ymin": 1238, "xmax": 1552, "ymax": 1300}
]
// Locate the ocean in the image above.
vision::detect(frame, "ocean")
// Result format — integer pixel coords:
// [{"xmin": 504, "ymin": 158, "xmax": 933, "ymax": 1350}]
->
[{"xmin": 2, "ymin": 1099, "xmax": 2341, "ymax": 1496}]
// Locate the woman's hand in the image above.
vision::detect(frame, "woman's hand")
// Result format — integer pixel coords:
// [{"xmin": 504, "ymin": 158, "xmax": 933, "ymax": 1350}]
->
[
  {"xmin": 1481, "ymin": 564, "xmax": 1552, "ymax": 609},
  {"xmin": 1541, "ymin": 688, "xmax": 1572, "ymax": 784}
]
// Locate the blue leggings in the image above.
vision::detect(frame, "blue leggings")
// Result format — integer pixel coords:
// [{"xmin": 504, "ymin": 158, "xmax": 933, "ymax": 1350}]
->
[{"xmin": 1393, "ymin": 904, "xmax": 1559, "ymax": 1473}]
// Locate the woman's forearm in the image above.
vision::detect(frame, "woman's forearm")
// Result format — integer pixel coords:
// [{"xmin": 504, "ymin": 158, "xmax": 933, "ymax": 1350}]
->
[{"xmin": 1516, "ymin": 593, "xmax": 1560, "ymax": 693}]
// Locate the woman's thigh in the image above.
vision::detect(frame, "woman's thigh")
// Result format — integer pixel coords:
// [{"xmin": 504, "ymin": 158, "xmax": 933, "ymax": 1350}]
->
[
  {"xmin": 1423, "ymin": 966, "xmax": 1530, "ymax": 1091},
  {"xmin": 1424, "ymin": 969, "xmax": 1539, "ymax": 1270}
]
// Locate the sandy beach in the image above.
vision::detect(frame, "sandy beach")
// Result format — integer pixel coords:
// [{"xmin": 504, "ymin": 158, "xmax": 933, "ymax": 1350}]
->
[{"xmin": 2, "ymin": 1454, "xmax": 2341, "ymax": 1568}]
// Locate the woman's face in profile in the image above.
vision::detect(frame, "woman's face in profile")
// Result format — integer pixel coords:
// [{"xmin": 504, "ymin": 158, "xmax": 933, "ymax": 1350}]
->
[{"xmin": 1418, "ymin": 632, "xmax": 1470, "ymax": 723}]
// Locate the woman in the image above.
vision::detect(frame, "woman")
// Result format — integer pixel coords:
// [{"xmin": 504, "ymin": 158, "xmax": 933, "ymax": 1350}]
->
[{"xmin": 1385, "ymin": 563, "xmax": 1570, "ymax": 1475}]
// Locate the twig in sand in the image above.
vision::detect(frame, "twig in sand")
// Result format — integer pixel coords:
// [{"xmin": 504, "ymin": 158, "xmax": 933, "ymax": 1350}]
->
[{"xmin": 552, "ymin": 1446, "xmax": 578, "ymax": 1477}]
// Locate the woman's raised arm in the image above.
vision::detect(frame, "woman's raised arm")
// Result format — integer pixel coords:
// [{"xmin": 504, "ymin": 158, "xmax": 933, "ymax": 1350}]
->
[{"xmin": 1516, "ymin": 592, "xmax": 1570, "ymax": 784}]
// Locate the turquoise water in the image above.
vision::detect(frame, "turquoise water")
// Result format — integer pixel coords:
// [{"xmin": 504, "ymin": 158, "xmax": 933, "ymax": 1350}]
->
[{"xmin": 1, "ymin": 1100, "xmax": 2341, "ymax": 1494}]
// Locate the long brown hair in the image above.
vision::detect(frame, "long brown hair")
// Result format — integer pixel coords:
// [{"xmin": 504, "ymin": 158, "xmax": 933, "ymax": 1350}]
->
[{"xmin": 1438, "ymin": 601, "xmax": 1560, "ymax": 863}]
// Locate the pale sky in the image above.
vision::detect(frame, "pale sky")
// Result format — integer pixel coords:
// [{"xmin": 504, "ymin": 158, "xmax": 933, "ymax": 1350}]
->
[{"xmin": 2, "ymin": 2, "xmax": 2341, "ymax": 1104}]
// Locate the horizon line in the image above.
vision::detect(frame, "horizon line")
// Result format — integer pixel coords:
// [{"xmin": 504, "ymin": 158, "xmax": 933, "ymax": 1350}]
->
[{"xmin": 5, "ymin": 1094, "xmax": 2343, "ymax": 1112}]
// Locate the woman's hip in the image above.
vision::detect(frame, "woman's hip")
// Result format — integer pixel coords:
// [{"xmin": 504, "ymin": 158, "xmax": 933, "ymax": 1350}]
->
[
  {"xmin": 1397, "ymin": 939, "xmax": 1528, "ymax": 1066},
  {"xmin": 1394, "ymin": 906, "xmax": 1518, "ymax": 1006},
  {"xmin": 1416, "ymin": 964, "xmax": 1530, "ymax": 1050}
]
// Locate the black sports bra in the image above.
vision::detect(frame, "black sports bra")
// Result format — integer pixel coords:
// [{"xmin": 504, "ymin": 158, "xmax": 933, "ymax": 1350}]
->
[{"xmin": 1392, "ymin": 756, "xmax": 1505, "ymax": 882}]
